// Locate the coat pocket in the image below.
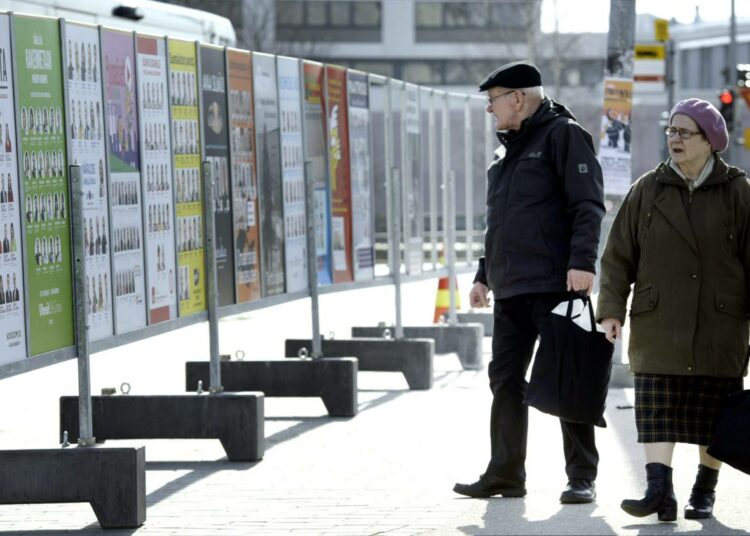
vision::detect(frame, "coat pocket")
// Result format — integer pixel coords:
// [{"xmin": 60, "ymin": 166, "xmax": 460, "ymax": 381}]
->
[
  {"xmin": 630, "ymin": 287, "xmax": 658, "ymax": 316},
  {"xmin": 715, "ymin": 292, "xmax": 749, "ymax": 319}
]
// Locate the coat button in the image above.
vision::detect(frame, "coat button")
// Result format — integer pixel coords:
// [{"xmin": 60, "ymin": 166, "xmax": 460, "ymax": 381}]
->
[
  {"xmin": 719, "ymin": 303, "xmax": 725, "ymax": 309},
  {"xmin": 687, "ymin": 365, "xmax": 693, "ymax": 371},
  {"xmin": 691, "ymin": 274, "xmax": 698, "ymax": 279},
  {"xmin": 648, "ymin": 301, "xmax": 655, "ymax": 308}
]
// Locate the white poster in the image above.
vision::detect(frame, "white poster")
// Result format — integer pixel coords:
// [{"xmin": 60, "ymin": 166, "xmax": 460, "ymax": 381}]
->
[
  {"xmin": 0, "ymin": 14, "xmax": 27, "ymax": 363},
  {"xmin": 276, "ymin": 56, "xmax": 306, "ymax": 294},
  {"xmin": 403, "ymin": 83, "xmax": 423, "ymax": 275},
  {"xmin": 137, "ymin": 35, "xmax": 177, "ymax": 324},
  {"xmin": 63, "ymin": 22, "xmax": 113, "ymax": 341},
  {"xmin": 598, "ymin": 78, "xmax": 633, "ymax": 196},
  {"xmin": 347, "ymin": 70, "xmax": 374, "ymax": 281}
]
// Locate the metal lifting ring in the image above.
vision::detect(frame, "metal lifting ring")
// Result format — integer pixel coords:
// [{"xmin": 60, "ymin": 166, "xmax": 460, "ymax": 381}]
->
[{"xmin": 120, "ymin": 382, "xmax": 131, "ymax": 395}]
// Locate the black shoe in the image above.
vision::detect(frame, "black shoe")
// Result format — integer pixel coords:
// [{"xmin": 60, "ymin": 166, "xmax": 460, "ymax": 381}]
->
[
  {"xmin": 453, "ymin": 474, "xmax": 526, "ymax": 498},
  {"xmin": 560, "ymin": 479, "xmax": 596, "ymax": 504},
  {"xmin": 684, "ymin": 464, "xmax": 719, "ymax": 520},
  {"xmin": 621, "ymin": 463, "xmax": 678, "ymax": 522}
]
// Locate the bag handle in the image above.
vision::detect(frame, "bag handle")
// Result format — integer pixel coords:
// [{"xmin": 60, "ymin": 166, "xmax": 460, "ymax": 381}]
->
[{"xmin": 564, "ymin": 293, "xmax": 597, "ymax": 334}]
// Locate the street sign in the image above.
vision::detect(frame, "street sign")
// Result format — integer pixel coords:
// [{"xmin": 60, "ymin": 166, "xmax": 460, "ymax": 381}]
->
[
  {"xmin": 654, "ymin": 19, "xmax": 669, "ymax": 42},
  {"xmin": 740, "ymin": 87, "xmax": 750, "ymax": 110},
  {"xmin": 745, "ymin": 128, "xmax": 750, "ymax": 150},
  {"xmin": 634, "ymin": 44, "xmax": 665, "ymax": 60}
]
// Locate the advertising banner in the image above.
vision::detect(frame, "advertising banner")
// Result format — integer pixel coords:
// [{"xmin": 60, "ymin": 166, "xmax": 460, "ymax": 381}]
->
[
  {"xmin": 226, "ymin": 49, "xmax": 260, "ymax": 302},
  {"xmin": 13, "ymin": 15, "xmax": 74, "ymax": 356},
  {"xmin": 136, "ymin": 34, "xmax": 177, "ymax": 323},
  {"xmin": 64, "ymin": 22, "xmax": 113, "ymax": 341},
  {"xmin": 403, "ymin": 83, "xmax": 423, "ymax": 274},
  {"xmin": 168, "ymin": 38, "xmax": 206, "ymax": 315},
  {"xmin": 346, "ymin": 70, "xmax": 374, "ymax": 281},
  {"xmin": 276, "ymin": 56, "xmax": 306, "ymax": 294},
  {"xmin": 598, "ymin": 78, "xmax": 633, "ymax": 196},
  {"xmin": 252, "ymin": 52, "xmax": 284, "ymax": 297},
  {"xmin": 325, "ymin": 65, "xmax": 353, "ymax": 283},
  {"xmin": 199, "ymin": 44, "xmax": 234, "ymax": 306},
  {"xmin": 0, "ymin": 14, "xmax": 27, "ymax": 363},
  {"xmin": 102, "ymin": 28, "xmax": 146, "ymax": 334}
]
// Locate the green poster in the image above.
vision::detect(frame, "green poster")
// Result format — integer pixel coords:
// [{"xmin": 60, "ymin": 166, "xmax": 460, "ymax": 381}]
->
[{"xmin": 13, "ymin": 15, "xmax": 74, "ymax": 355}]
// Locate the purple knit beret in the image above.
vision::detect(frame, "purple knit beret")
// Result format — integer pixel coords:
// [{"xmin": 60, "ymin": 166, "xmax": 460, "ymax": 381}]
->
[{"xmin": 669, "ymin": 98, "xmax": 728, "ymax": 153}]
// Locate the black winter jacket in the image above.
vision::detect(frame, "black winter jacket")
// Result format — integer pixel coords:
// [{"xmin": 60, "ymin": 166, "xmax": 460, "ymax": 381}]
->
[{"xmin": 474, "ymin": 98, "xmax": 605, "ymax": 299}]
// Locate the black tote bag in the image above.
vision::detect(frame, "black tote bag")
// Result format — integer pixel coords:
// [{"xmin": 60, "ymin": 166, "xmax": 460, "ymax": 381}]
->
[
  {"xmin": 707, "ymin": 353, "xmax": 750, "ymax": 475},
  {"xmin": 525, "ymin": 295, "xmax": 614, "ymax": 427}
]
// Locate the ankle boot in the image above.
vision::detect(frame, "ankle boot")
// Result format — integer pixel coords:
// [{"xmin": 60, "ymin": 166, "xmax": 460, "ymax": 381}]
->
[
  {"xmin": 621, "ymin": 463, "xmax": 678, "ymax": 522},
  {"xmin": 684, "ymin": 464, "xmax": 719, "ymax": 519}
]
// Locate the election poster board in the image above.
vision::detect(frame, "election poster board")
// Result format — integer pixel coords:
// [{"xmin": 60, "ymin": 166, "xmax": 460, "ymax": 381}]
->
[
  {"xmin": 302, "ymin": 61, "xmax": 332, "ymax": 286},
  {"xmin": 226, "ymin": 48, "xmax": 260, "ymax": 303},
  {"xmin": 346, "ymin": 70, "xmax": 374, "ymax": 281},
  {"xmin": 599, "ymin": 78, "xmax": 633, "ymax": 196},
  {"xmin": 63, "ymin": 22, "xmax": 113, "ymax": 341},
  {"xmin": 0, "ymin": 14, "xmax": 27, "ymax": 363},
  {"xmin": 12, "ymin": 15, "xmax": 74, "ymax": 356},
  {"xmin": 101, "ymin": 28, "xmax": 146, "ymax": 334},
  {"xmin": 136, "ymin": 34, "xmax": 177, "ymax": 324},
  {"xmin": 325, "ymin": 65, "xmax": 353, "ymax": 284},
  {"xmin": 199, "ymin": 44, "xmax": 234, "ymax": 306},
  {"xmin": 403, "ymin": 83, "xmax": 423, "ymax": 275},
  {"xmin": 276, "ymin": 56, "xmax": 307, "ymax": 294},
  {"xmin": 168, "ymin": 38, "xmax": 206, "ymax": 315},
  {"xmin": 252, "ymin": 52, "xmax": 285, "ymax": 297}
]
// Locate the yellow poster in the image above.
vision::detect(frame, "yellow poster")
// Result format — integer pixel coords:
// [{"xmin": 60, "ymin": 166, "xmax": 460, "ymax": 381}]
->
[
  {"xmin": 598, "ymin": 78, "xmax": 633, "ymax": 196},
  {"xmin": 168, "ymin": 39, "xmax": 206, "ymax": 316}
]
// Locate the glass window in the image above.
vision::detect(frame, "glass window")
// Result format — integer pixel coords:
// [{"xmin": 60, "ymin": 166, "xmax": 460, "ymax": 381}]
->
[
  {"xmin": 307, "ymin": 1, "xmax": 328, "ymax": 26},
  {"xmin": 466, "ymin": 3, "xmax": 488, "ymax": 28},
  {"xmin": 330, "ymin": 1, "xmax": 351, "ymax": 26},
  {"xmin": 491, "ymin": 2, "xmax": 524, "ymax": 28},
  {"xmin": 353, "ymin": 2, "xmax": 381, "ymax": 26},
  {"xmin": 353, "ymin": 61, "xmax": 394, "ymax": 78},
  {"xmin": 415, "ymin": 2, "xmax": 442, "ymax": 27},
  {"xmin": 403, "ymin": 62, "xmax": 442, "ymax": 84},
  {"xmin": 277, "ymin": 1, "xmax": 304, "ymax": 25},
  {"xmin": 444, "ymin": 3, "xmax": 468, "ymax": 27}
]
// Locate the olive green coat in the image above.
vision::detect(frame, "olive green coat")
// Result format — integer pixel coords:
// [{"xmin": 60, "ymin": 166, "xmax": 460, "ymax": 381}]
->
[{"xmin": 597, "ymin": 156, "xmax": 750, "ymax": 377}]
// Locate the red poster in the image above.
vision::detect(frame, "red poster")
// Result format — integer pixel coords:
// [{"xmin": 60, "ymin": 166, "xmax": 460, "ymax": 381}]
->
[{"xmin": 325, "ymin": 65, "xmax": 352, "ymax": 283}]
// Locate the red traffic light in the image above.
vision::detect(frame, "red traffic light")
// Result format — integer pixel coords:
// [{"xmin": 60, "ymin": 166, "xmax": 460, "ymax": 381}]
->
[{"xmin": 720, "ymin": 89, "xmax": 734, "ymax": 105}]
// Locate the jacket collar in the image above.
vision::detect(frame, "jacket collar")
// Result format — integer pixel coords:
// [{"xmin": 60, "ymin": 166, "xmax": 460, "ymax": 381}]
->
[
  {"xmin": 656, "ymin": 154, "xmax": 731, "ymax": 189},
  {"xmin": 495, "ymin": 97, "xmax": 575, "ymax": 149}
]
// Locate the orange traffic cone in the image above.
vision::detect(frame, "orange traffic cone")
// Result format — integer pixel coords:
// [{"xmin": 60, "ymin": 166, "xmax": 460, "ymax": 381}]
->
[{"xmin": 433, "ymin": 274, "xmax": 461, "ymax": 323}]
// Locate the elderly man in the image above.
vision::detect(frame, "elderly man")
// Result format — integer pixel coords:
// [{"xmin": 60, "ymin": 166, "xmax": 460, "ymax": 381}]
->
[{"xmin": 453, "ymin": 61, "xmax": 605, "ymax": 503}]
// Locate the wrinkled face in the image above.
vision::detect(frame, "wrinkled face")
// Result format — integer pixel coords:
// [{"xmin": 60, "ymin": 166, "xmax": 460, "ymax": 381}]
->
[
  {"xmin": 668, "ymin": 114, "xmax": 712, "ymax": 168},
  {"xmin": 485, "ymin": 87, "xmax": 521, "ymax": 131}
]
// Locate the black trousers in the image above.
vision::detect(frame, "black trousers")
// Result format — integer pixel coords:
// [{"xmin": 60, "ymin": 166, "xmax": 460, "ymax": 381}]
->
[{"xmin": 486, "ymin": 292, "xmax": 599, "ymax": 485}]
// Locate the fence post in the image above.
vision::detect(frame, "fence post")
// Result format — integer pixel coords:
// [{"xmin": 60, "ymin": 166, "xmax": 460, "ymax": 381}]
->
[
  {"xmin": 304, "ymin": 160, "xmax": 322, "ymax": 358},
  {"xmin": 202, "ymin": 160, "xmax": 222, "ymax": 393}
]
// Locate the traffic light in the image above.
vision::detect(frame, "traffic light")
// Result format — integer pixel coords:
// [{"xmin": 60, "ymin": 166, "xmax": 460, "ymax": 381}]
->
[{"xmin": 719, "ymin": 88, "xmax": 735, "ymax": 133}]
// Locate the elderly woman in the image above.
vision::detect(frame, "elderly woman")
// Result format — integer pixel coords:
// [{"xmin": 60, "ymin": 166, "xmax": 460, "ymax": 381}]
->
[{"xmin": 597, "ymin": 98, "xmax": 750, "ymax": 521}]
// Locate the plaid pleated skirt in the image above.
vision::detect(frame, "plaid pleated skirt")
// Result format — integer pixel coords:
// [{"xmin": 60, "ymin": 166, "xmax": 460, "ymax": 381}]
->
[{"xmin": 634, "ymin": 373, "xmax": 743, "ymax": 445}]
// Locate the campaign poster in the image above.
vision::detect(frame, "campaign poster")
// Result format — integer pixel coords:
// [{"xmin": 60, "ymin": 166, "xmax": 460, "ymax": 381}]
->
[
  {"xmin": 0, "ymin": 14, "xmax": 27, "ymax": 363},
  {"xmin": 200, "ymin": 44, "xmax": 234, "ymax": 306},
  {"xmin": 325, "ymin": 65, "xmax": 353, "ymax": 283},
  {"xmin": 403, "ymin": 83, "xmax": 423, "ymax": 275},
  {"xmin": 101, "ymin": 28, "xmax": 146, "ymax": 334},
  {"xmin": 13, "ymin": 15, "xmax": 74, "ymax": 356},
  {"xmin": 302, "ymin": 61, "xmax": 331, "ymax": 286},
  {"xmin": 252, "ymin": 52, "xmax": 285, "ymax": 297},
  {"xmin": 276, "ymin": 56, "xmax": 307, "ymax": 294},
  {"xmin": 346, "ymin": 70, "xmax": 374, "ymax": 281},
  {"xmin": 168, "ymin": 38, "xmax": 206, "ymax": 315},
  {"xmin": 598, "ymin": 78, "xmax": 633, "ymax": 196},
  {"xmin": 63, "ymin": 22, "xmax": 113, "ymax": 341},
  {"xmin": 226, "ymin": 49, "xmax": 260, "ymax": 303},
  {"xmin": 136, "ymin": 34, "xmax": 177, "ymax": 324}
]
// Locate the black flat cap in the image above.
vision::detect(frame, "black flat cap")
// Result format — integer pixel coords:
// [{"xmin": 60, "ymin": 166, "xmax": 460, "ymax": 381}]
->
[{"xmin": 478, "ymin": 61, "xmax": 542, "ymax": 91}]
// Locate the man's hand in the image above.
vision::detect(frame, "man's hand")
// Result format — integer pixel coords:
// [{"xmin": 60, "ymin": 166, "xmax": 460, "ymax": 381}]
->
[
  {"xmin": 600, "ymin": 318, "xmax": 622, "ymax": 344},
  {"xmin": 469, "ymin": 282, "xmax": 490, "ymax": 308},
  {"xmin": 566, "ymin": 269, "xmax": 595, "ymax": 295}
]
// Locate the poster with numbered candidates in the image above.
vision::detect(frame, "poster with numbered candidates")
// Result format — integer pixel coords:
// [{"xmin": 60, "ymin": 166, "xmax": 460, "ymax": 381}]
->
[
  {"xmin": 64, "ymin": 22, "xmax": 114, "ymax": 341},
  {"xmin": 102, "ymin": 28, "xmax": 146, "ymax": 334},
  {"xmin": 200, "ymin": 44, "xmax": 234, "ymax": 306},
  {"xmin": 226, "ymin": 49, "xmax": 261, "ymax": 303},
  {"xmin": 346, "ymin": 70, "xmax": 374, "ymax": 281},
  {"xmin": 137, "ymin": 34, "xmax": 177, "ymax": 323},
  {"xmin": 302, "ymin": 62, "xmax": 332, "ymax": 286},
  {"xmin": 276, "ymin": 56, "xmax": 307, "ymax": 294},
  {"xmin": 168, "ymin": 38, "xmax": 206, "ymax": 315},
  {"xmin": 13, "ymin": 14, "xmax": 75, "ymax": 356},
  {"xmin": 325, "ymin": 65, "xmax": 353, "ymax": 283},
  {"xmin": 403, "ymin": 83, "xmax": 423, "ymax": 274},
  {"xmin": 0, "ymin": 14, "xmax": 27, "ymax": 363},
  {"xmin": 252, "ymin": 52, "xmax": 285, "ymax": 297}
]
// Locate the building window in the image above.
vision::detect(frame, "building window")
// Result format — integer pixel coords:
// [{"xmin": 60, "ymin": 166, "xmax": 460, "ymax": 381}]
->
[
  {"xmin": 330, "ymin": 2, "xmax": 351, "ymax": 26},
  {"xmin": 307, "ymin": 1, "xmax": 328, "ymax": 26},
  {"xmin": 352, "ymin": 61, "xmax": 394, "ymax": 78},
  {"xmin": 403, "ymin": 62, "xmax": 443, "ymax": 85},
  {"xmin": 277, "ymin": 1, "xmax": 304, "ymax": 25},
  {"xmin": 415, "ymin": 2, "xmax": 442, "ymax": 27},
  {"xmin": 415, "ymin": 1, "xmax": 530, "ymax": 42},
  {"xmin": 276, "ymin": 1, "xmax": 381, "ymax": 41},
  {"xmin": 353, "ymin": 2, "xmax": 380, "ymax": 27}
]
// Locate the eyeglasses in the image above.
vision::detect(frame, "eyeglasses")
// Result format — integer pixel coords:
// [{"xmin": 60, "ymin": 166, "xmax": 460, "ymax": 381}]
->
[
  {"xmin": 665, "ymin": 126, "xmax": 702, "ymax": 140},
  {"xmin": 487, "ymin": 89, "xmax": 520, "ymax": 106}
]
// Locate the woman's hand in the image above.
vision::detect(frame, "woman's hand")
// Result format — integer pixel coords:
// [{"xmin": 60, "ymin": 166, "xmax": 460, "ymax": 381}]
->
[{"xmin": 600, "ymin": 318, "xmax": 622, "ymax": 344}]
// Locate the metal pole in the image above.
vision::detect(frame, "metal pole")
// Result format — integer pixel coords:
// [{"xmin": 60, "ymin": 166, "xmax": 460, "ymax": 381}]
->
[
  {"xmin": 464, "ymin": 97, "xmax": 473, "ymax": 266},
  {"xmin": 202, "ymin": 160, "xmax": 222, "ymax": 393},
  {"xmin": 71, "ymin": 165, "xmax": 95, "ymax": 447},
  {"xmin": 304, "ymin": 160, "xmax": 322, "ymax": 358},
  {"xmin": 384, "ymin": 81, "xmax": 393, "ymax": 277},
  {"xmin": 447, "ymin": 169, "xmax": 458, "ymax": 325},
  {"xmin": 729, "ymin": 0, "xmax": 740, "ymax": 165},
  {"xmin": 428, "ymin": 90, "xmax": 438, "ymax": 270},
  {"xmin": 390, "ymin": 167, "xmax": 404, "ymax": 339},
  {"xmin": 441, "ymin": 92, "xmax": 450, "ymax": 267}
]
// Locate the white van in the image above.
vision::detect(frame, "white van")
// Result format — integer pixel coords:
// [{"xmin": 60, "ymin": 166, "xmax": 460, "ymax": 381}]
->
[{"xmin": 0, "ymin": 0, "xmax": 236, "ymax": 45}]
